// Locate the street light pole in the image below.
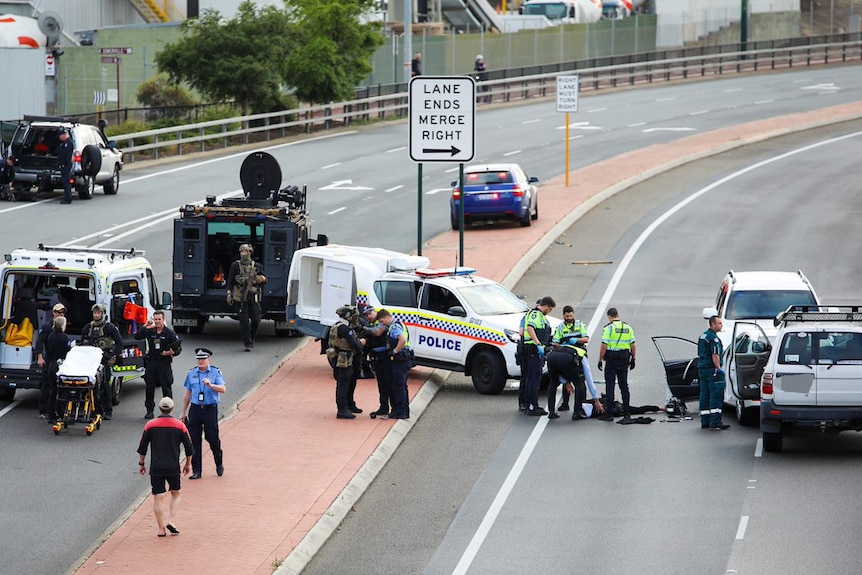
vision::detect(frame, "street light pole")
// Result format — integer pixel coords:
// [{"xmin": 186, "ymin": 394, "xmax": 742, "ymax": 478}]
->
[{"xmin": 740, "ymin": 0, "xmax": 749, "ymax": 51}]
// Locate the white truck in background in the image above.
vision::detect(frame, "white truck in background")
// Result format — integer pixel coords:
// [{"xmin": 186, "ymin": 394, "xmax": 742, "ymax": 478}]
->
[
  {"xmin": 517, "ymin": 0, "xmax": 602, "ymax": 23},
  {"xmin": 285, "ymin": 244, "xmax": 557, "ymax": 395}
]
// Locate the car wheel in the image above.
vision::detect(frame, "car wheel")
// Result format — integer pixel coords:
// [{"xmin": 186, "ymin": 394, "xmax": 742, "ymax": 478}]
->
[
  {"xmin": 275, "ymin": 325, "xmax": 294, "ymax": 337},
  {"xmin": 0, "ymin": 386, "xmax": 15, "ymax": 401},
  {"xmin": 451, "ymin": 218, "xmax": 459, "ymax": 230},
  {"xmin": 80, "ymin": 145, "xmax": 102, "ymax": 177},
  {"xmin": 471, "ymin": 349, "xmax": 507, "ymax": 395},
  {"xmin": 520, "ymin": 210, "xmax": 531, "ymax": 227},
  {"xmin": 76, "ymin": 176, "xmax": 95, "ymax": 200},
  {"xmin": 736, "ymin": 400, "xmax": 757, "ymax": 426},
  {"xmin": 111, "ymin": 376, "xmax": 123, "ymax": 406},
  {"xmin": 103, "ymin": 166, "xmax": 119, "ymax": 195},
  {"xmin": 531, "ymin": 197, "xmax": 538, "ymax": 220},
  {"xmin": 762, "ymin": 431, "xmax": 783, "ymax": 453}
]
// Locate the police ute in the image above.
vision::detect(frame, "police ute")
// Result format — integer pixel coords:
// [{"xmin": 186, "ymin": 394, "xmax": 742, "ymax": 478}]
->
[
  {"xmin": 286, "ymin": 244, "xmax": 553, "ymax": 394},
  {"xmin": 0, "ymin": 244, "xmax": 172, "ymax": 402}
]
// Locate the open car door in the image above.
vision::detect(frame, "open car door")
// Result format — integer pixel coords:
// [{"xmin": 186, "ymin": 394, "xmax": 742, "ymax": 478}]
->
[
  {"xmin": 728, "ymin": 321, "xmax": 770, "ymax": 402},
  {"xmin": 651, "ymin": 336, "xmax": 700, "ymax": 402}
]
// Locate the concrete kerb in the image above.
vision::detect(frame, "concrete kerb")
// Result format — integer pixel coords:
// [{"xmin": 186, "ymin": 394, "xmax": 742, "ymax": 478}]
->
[
  {"xmin": 277, "ymin": 369, "xmax": 449, "ymax": 575},
  {"xmin": 277, "ymin": 104, "xmax": 862, "ymax": 575}
]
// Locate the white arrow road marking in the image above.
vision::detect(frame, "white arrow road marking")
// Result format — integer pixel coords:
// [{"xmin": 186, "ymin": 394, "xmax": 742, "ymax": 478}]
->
[
  {"xmin": 556, "ymin": 122, "xmax": 603, "ymax": 131},
  {"xmin": 802, "ymin": 83, "xmax": 839, "ymax": 90},
  {"xmin": 319, "ymin": 179, "xmax": 374, "ymax": 191}
]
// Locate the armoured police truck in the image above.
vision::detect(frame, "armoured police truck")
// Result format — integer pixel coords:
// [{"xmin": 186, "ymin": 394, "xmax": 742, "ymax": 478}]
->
[
  {"xmin": 171, "ymin": 152, "xmax": 326, "ymax": 336},
  {"xmin": 0, "ymin": 244, "xmax": 172, "ymax": 402}
]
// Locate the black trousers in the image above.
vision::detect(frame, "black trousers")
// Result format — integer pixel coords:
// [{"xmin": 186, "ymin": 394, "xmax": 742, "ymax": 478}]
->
[
  {"xmin": 389, "ymin": 358, "xmax": 410, "ymax": 417},
  {"xmin": 188, "ymin": 403, "xmax": 223, "ymax": 474},
  {"xmin": 236, "ymin": 298, "xmax": 261, "ymax": 346},
  {"xmin": 373, "ymin": 353, "xmax": 392, "ymax": 413},
  {"xmin": 98, "ymin": 363, "xmax": 112, "ymax": 415},
  {"xmin": 60, "ymin": 165, "xmax": 72, "ymax": 201},
  {"xmin": 604, "ymin": 358, "xmax": 631, "ymax": 417},
  {"xmin": 334, "ymin": 366, "xmax": 354, "ymax": 413},
  {"xmin": 546, "ymin": 349, "xmax": 585, "ymax": 414},
  {"xmin": 143, "ymin": 360, "xmax": 173, "ymax": 414},
  {"xmin": 39, "ymin": 362, "xmax": 59, "ymax": 416}
]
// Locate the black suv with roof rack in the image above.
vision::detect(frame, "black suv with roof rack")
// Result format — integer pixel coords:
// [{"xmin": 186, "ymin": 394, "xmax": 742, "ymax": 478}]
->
[{"xmin": 5, "ymin": 116, "xmax": 123, "ymax": 201}]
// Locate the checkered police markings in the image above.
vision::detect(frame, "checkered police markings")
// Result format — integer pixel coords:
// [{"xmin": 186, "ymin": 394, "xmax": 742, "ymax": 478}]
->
[{"xmin": 391, "ymin": 310, "xmax": 507, "ymax": 346}]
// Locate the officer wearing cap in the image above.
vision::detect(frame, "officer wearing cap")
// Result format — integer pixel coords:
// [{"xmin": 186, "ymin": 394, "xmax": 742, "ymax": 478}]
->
[
  {"xmin": 56, "ymin": 128, "xmax": 74, "ymax": 204},
  {"xmin": 181, "ymin": 348, "xmax": 226, "ymax": 479},
  {"xmin": 226, "ymin": 244, "xmax": 266, "ymax": 352},
  {"xmin": 360, "ymin": 305, "xmax": 391, "ymax": 418},
  {"xmin": 79, "ymin": 303, "xmax": 123, "ymax": 420}
]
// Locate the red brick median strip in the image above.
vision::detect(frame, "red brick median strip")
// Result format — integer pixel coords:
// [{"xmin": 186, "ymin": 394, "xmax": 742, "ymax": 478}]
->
[{"xmin": 73, "ymin": 100, "xmax": 862, "ymax": 575}]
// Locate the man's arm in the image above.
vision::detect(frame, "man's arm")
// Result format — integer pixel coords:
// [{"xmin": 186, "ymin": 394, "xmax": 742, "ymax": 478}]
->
[{"xmin": 181, "ymin": 387, "xmax": 191, "ymax": 421}]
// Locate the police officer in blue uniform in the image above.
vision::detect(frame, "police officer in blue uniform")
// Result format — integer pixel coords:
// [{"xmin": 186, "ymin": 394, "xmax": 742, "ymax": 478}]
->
[
  {"xmin": 697, "ymin": 315, "xmax": 730, "ymax": 430},
  {"xmin": 360, "ymin": 305, "xmax": 392, "ymax": 418},
  {"xmin": 181, "ymin": 348, "xmax": 226, "ymax": 479},
  {"xmin": 56, "ymin": 129, "xmax": 74, "ymax": 204},
  {"xmin": 378, "ymin": 308, "xmax": 411, "ymax": 419}
]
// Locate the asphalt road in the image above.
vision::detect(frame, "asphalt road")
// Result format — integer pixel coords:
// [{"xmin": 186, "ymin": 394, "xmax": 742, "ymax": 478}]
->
[
  {"xmin": 0, "ymin": 65, "xmax": 860, "ymax": 575},
  {"xmin": 303, "ymin": 121, "xmax": 862, "ymax": 575}
]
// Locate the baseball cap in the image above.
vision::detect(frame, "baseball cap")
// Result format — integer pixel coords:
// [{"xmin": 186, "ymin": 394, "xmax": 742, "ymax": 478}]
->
[
  {"xmin": 52, "ymin": 303, "xmax": 66, "ymax": 312},
  {"xmin": 195, "ymin": 347, "xmax": 213, "ymax": 359},
  {"xmin": 158, "ymin": 396, "xmax": 174, "ymax": 411}
]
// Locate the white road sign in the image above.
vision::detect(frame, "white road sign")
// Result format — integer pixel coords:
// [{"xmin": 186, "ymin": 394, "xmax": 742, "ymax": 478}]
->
[
  {"xmin": 556, "ymin": 75, "xmax": 580, "ymax": 113},
  {"xmin": 409, "ymin": 76, "xmax": 475, "ymax": 163}
]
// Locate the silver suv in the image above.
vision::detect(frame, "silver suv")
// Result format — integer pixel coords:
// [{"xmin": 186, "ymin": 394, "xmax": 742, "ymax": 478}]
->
[
  {"xmin": 7, "ymin": 116, "xmax": 123, "ymax": 200},
  {"xmin": 758, "ymin": 306, "xmax": 862, "ymax": 453}
]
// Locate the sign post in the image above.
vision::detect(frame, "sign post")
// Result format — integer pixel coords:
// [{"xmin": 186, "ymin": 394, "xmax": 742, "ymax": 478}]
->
[
  {"xmin": 556, "ymin": 75, "xmax": 579, "ymax": 188},
  {"xmin": 409, "ymin": 76, "xmax": 476, "ymax": 264},
  {"xmin": 99, "ymin": 48, "xmax": 131, "ymax": 123}
]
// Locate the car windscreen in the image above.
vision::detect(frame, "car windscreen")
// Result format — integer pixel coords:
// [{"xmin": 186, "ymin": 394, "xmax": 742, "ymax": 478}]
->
[
  {"xmin": 457, "ymin": 283, "xmax": 530, "ymax": 316},
  {"xmin": 725, "ymin": 290, "xmax": 818, "ymax": 320}
]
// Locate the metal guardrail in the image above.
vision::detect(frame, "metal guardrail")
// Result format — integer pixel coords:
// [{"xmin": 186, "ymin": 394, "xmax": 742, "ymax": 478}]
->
[{"xmin": 112, "ymin": 40, "xmax": 862, "ymax": 163}]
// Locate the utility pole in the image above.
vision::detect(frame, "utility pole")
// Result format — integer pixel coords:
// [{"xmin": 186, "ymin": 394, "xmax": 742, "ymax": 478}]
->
[{"xmin": 740, "ymin": 0, "xmax": 749, "ymax": 52}]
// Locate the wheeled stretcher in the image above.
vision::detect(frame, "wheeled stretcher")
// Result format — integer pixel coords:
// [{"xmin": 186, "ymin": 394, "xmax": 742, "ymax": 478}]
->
[{"xmin": 52, "ymin": 346, "xmax": 106, "ymax": 435}]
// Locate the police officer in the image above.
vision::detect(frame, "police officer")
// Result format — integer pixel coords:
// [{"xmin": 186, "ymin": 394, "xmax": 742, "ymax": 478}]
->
[
  {"xmin": 360, "ymin": 305, "xmax": 391, "ymax": 418},
  {"xmin": 551, "ymin": 305, "xmax": 590, "ymax": 412},
  {"xmin": 136, "ymin": 310, "xmax": 182, "ymax": 419},
  {"xmin": 377, "ymin": 309, "xmax": 411, "ymax": 420},
  {"xmin": 698, "ymin": 315, "xmax": 730, "ymax": 430},
  {"xmin": 36, "ymin": 302, "xmax": 67, "ymax": 418},
  {"xmin": 522, "ymin": 296, "xmax": 555, "ymax": 416},
  {"xmin": 181, "ymin": 348, "xmax": 226, "ymax": 479},
  {"xmin": 597, "ymin": 307, "xmax": 636, "ymax": 421},
  {"xmin": 328, "ymin": 305, "xmax": 366, "ymax": 419},
  {"xmin": 57, "ymin": 129, "xmax": 73, "ymax": 204},
  {"xmin": 79, "ymin": 303, "xmax": 122, "ymax": 420},
  {"xmin": 226, "ymin": 244, "xmax": 266, "ymax": 352}
]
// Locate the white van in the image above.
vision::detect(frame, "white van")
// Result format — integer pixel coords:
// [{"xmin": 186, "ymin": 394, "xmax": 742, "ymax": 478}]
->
[
  {"xmin": 0, "ymin": 245, "xmax": 172, "ymax": 402},
  {"xmin": 286, "ymin": 244, "xmax": 552, "ymax": 395}
]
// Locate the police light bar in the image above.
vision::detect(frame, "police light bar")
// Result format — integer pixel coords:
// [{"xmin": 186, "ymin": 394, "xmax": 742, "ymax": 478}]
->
[{"xmin": 414, "ymin": 267, "xmax": 477, "ymax": 278}]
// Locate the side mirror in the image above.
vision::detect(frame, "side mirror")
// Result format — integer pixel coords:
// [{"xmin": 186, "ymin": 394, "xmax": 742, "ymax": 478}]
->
[
  {"xmin": 107, "ymin": 140, "xmax": 118, "ymax": 150},
  {"xmin": 447, "ymin": 305, "xmax": 467, "ymax": 317},
  {"xmin": 450, "ymin": 181, "xmax": 457, "ymax": 187},
  {"xmin": 528, "ymin": 176, "xmax": 538, "ymax": 184},
  {"xmin": 161, "ymin": 291, "xmax": 172, "ymax": 310}
]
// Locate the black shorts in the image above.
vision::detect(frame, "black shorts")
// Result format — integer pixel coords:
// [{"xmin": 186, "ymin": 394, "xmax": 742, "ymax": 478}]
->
[{"xmin": 151, "ymin": 473, "xmax": 181, "ymax": 495}]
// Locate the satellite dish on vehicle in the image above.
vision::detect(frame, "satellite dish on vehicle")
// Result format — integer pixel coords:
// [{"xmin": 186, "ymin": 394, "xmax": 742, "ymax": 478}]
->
[
  {"xmin": 240, "ymin": 152, "xmax": 282, "ymax": 200},
  {"xmin": 37, "ymin": 12, "xmax": 63, "ymax": 46}
]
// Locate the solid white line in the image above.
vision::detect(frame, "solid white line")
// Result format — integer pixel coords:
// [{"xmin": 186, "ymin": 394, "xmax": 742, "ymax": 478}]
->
[
  {"xmin": 735, "ymin": 516, "xmax": 749, "ymax": 540},
  {"xmin": 328, "ymin": 206, "xmax": 346, "ymax": 215},
  {"xmin": 386, "ymin": 147, "xmax": 406, "ymax": 153},
  {"xmin": 503, "ymin": 150, "xmax": 521, "ymax": 156},
  {"xmin": 0, "ymin": 400, "xmax": 20, "ymax": 418},
  {"xmin": 452, "ymin": 417, "xmax": 550, "ymax": 575},
  {"xmin": 451, "ymin": 128, "xmax": 862, "ymax": 575},
  {"xmin": 754, "ymin": 438, "xmax": 763, "ymax": 457},
  {"xmin": 385, "ymin": 185, "xmax": 404, "ymax": 192},
  {"xmin": 628, "ymin": 122, "xmax": 646, "ymax": 128},
  {"xmin": 521, "ymin": 119, "xmax": 541, "ymax": 125},
  {"xmin": 320, "ymin": 162, "xmax": 341, "ymax": 170}
]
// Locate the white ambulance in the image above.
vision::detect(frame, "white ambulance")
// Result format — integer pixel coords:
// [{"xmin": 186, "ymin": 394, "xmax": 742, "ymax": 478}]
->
[
  {"xmin": 0, "ymin": 245, "xmax": 172, "ymax": 402},
  {"xmin": 286, "ymin": 244, "xmax": 555, "ymax": 395}
]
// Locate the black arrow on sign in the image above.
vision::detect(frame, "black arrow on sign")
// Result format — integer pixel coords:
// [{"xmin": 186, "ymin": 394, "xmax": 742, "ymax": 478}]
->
[{"xmin": 422, "ymin": 145, "xmax": 462, "ymax": 156}]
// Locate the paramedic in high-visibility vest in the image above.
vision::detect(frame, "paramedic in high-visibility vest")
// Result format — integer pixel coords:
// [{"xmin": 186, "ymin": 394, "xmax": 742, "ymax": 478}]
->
[
  {"xmin": 597, "ymin": 307, "xmax": 636, "ymax": 421},
  {"xmin": 226, "ymin": 244, "xmax": 266, "ymax": 352},
  {"xmin": 697, "ymin": 315, "xmax": 730, "ymax": 430},
  {"xmin": 378, "ymin": 309, "xmax": 411, "ymax": 420},
  {"xmin": 522, "ymin": 296, "xmax": 555, "ymax": 416}
]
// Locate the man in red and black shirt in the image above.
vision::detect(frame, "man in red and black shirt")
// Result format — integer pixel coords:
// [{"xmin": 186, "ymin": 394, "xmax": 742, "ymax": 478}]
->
[{"xmin": 137, "ymin": 396, "xmax": 194, "ymax": 537}]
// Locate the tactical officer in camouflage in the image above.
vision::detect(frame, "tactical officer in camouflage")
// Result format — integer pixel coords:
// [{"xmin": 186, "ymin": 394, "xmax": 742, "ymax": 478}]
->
[
  {"xmin": 226, "ymin": 244, "xmax": 266, "ymax": 352},
  {"xmin": 79, "ymin": 303, "xmax": 122, "ymax": 420},
  {"xmin": 327, "ymin": 305, "xmax": 366, "ymax": 419}
]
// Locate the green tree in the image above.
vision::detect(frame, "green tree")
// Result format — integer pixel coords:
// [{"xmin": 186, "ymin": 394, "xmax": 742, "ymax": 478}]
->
[
  {"xmin": 155, "ymin": 1, "xmax": 292, "ymax": 115},
  {"xmin": 283, "ymin": 0, "xmax": 384, "ymax": 104},
  {"xmin": 136, "ymin": 73, "xmax": 197, "ymax": 119}
]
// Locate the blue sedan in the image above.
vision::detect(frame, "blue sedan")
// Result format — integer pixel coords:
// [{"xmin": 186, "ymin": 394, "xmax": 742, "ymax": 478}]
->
[{"xmin": 450, "ymin": 163, "xmax": 539, "ymax": 230}]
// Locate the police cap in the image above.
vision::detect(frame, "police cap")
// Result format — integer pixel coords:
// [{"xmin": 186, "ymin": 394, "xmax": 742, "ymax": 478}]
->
[{"xmin": 195, "ymin": 347, "xmax": 213, "ymax": 359}]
